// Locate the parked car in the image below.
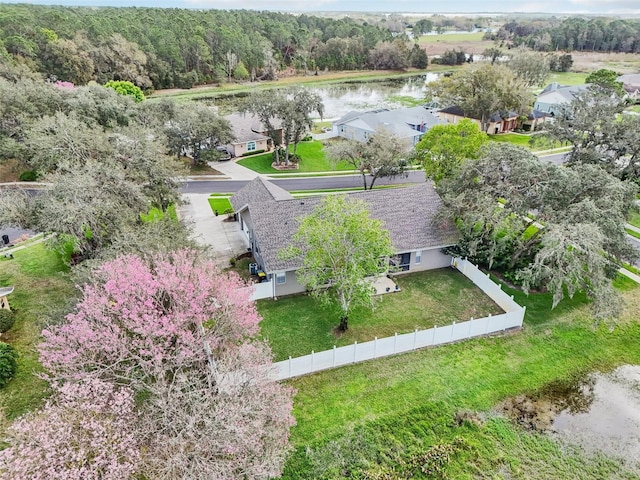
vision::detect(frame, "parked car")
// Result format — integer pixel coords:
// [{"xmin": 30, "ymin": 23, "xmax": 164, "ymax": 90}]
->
[{"xmin": 215, "ymin": 146, "xmax": 232, "ymax": 161}]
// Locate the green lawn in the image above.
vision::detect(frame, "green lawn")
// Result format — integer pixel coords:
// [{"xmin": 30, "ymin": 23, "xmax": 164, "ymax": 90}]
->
[
  {"xmin": 258, "ymin": 269, "xmax": 503, "ymax": 361},
  {"xmin": 488, "ymin": 133, "xmax": 570, "ymax": 152},
  {"xmin": 545, "ymin": 71, "xmax": 589, "ymax": 87},
  {"xmin": 628, "ymin": 209, "xmax": 640, "ymax": 229},
  {"xmin": 627, "ymin": 228, "xmax": 640, "ymax": 240},
  {"xmin": 237, "ymin": 141, "xmax": 354, "ymax": 174},
  {"xmin": 208, "ymin": 197, "xmax": 233, "ymax": 214},
  {"xmin": 282, "ymin": 278, "xmax": 640, "ymax": 478},
  {"xmin": 0, "ymin": 244, "xmax": 76, "ymax": 428},
  {"xmin": 417, "ymin": 32, "xmax": 485, "ymax": 44}
]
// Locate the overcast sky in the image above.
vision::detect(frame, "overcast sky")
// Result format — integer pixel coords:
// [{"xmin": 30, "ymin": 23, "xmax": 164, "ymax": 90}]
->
[{"xmin": 3, "ymin": 0, "xmax": 640, "ymax": 14}]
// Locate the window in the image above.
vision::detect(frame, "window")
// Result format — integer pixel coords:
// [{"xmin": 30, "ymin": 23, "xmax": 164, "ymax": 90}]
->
[
  {"xmin": 275, "ymin": 272, "xmax": 286, "ymax": 284},
  {"xmin": 247, "ymin": 141, "xmax": 256, "ymax": 152},
  {"xmin": 415, "ymin": 250, "xmax": 422, "ymax": 265}
]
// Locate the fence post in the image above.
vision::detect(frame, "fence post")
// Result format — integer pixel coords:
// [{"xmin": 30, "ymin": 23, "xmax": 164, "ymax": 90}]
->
[
  {"xmin": 333, "ymin": 345, "xmax": 336, "ymax": 367},
  {"xmin": 413, "ymin": 328, "xmax": 418, "ymax": 349},
  {"xmin": 311, "ymin": 351, "xmax": 315, "ymax": 372},
  {"xmin": 394, "ymin": 333, "xmax": 397, "ymax": 354},
  {"xmin": 374, "ymin": 337, "xmax": 378, "ymax": 358},
  {"xmin": 353, "ymin": 341, "xmax": 357, "ymax": 363},
  {"xmin": 288, "ymin": 356, "xmax": 292, "ymax": 379}
]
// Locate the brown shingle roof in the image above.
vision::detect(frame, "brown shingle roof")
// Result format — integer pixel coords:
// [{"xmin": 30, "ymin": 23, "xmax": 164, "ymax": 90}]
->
[{"xmin": 233, "ymin": 180, "xmax": 457, "ymax": 273}]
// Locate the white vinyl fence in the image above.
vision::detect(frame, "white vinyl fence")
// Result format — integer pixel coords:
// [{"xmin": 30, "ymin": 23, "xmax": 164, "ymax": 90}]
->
[
  {"xmin": 242, "ymin": 278, "xmax": 274, "ymax": 301},
  {"xmin": 273, "ymin": 257, "xmax": 525, "ymax": 380}
]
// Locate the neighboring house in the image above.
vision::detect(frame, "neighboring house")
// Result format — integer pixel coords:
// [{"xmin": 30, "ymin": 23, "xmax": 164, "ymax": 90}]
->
[
  {"xmin": 230, "ymin": 177, "xmax": 457, "ymax": 298},
  {"xmin": 618, "ymin": 73, "xmax": 640, "ymax": 100},
  {"xmin": 224, "ymin": 113, "xmax": 283, "ymax": 158},
  {"xmin": 520, "ymin": 109, "xmax": 551, "ymax": 132},
  {"xmin": 438, "ymin": 105, "xmax": 520, "ymax": 134},
  {"xmin": 533, "ymin": 82, "xmax": 589, "ymax": 117},
  {"xmin": 332, "ymin": 106, "xmax": 443, "ymax": 146}
]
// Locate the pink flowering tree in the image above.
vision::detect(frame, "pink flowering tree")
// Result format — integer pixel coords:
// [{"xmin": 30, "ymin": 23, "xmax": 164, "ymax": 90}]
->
[
  {"xmin": 37, "ymin": 249, "xmax": 295, "ymax": 478},
  {"xmin": 40, "ymin": 249, "xmax": 262, "ymax": 386},
  {"xmin": 0, "ymin": 379, "xmax": 140, "ymax": 480}
]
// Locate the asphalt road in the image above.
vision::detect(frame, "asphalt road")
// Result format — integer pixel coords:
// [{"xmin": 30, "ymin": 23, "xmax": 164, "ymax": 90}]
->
[
  {"xmin": 627, "ymin": 235, "xmax": 640, "ymax": 268},
  {"xmin": 182, "ymin": 170, "xmax": 427, "ymax": 194},
  {"xmin": 538, "ymin": 151, "xmax": 570, "ymax": 165}
]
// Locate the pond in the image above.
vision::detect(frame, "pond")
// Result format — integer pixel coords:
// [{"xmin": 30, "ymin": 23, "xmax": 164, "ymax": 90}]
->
[
  {"xmin": 210, "ymin": 73, "xmax": 443, "ymax": 120},
  {"xmin": 502, "ymin": 365, "xmax": 640, "ymax": 465}
]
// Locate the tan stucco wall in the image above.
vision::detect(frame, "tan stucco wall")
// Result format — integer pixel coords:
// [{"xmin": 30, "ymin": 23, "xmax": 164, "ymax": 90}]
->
[{"xmin": 231, "ymin": 138, "xmax": 269, "ymax": 157}]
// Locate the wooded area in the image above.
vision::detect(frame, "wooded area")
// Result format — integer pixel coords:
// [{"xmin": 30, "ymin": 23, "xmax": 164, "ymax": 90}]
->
[{"xmin": 490, "ymin": 17, "xmax": 640, "ymax": 53}]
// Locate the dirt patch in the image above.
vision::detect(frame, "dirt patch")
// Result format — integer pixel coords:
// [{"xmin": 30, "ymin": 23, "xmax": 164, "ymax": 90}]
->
[
  {"xmin": 0, "ymin": 159, "xmax": 27, "ymax": 183},
  {"xmin": 188, "ymin": 164, "xmax": 224, "ymax": 176}
]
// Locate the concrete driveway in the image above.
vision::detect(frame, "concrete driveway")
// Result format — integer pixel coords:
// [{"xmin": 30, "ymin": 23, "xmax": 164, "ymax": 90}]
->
[{"xmin": 178, "ymin": 193, "xmax": 250, "ymax": 267}]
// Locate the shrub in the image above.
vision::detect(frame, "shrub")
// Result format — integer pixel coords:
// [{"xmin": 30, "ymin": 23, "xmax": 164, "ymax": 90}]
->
[
  {"xmin": 0, "ymin": 309, "xmax": 15, "ymax": 333},
  {"xmin": 0, "ymin": 342, "xmax": 18, "ymax": 388},
  {"xmin": 242, "ymin": 149, "xmax": 265, "ymax": 157},
  {"xmin": 19, "ymin": 170, "xmax": 38, "ymax": 181}
]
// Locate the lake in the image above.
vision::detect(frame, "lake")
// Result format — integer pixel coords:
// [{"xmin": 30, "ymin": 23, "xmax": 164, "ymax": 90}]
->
[{"xmin": 211, "ymin": 73, "xmax": 443, "ymax": 120}]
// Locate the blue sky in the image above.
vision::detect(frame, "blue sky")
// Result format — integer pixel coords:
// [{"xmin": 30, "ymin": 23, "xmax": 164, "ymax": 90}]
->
[{"xmin": 3, "ymin": 0, "xmax": 640, "ymax": 14}]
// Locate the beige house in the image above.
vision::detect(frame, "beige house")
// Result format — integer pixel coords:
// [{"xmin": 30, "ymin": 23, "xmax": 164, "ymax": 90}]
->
[
  {"xmin": 230, "ymin": 178, "xmax": 458, "ymax": 298},
  {"xmin": 224, "ymin": 113, "xmax": 282, "ymax": 158}
]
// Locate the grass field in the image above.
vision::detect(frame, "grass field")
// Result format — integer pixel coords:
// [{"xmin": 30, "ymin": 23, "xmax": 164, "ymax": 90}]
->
[
  {"xmin": 628, "ymin": 209, "xmax": 640, "ymax": 229},
  {"xmin": 258, "ymin": 269, "xmax": 503, "ymax": 361},
  {"xmin": 237, "ymin": 141, "xmax": 353, "ymax": 174},
  {"xmin": 0, "ymin": 244, "xmax": 75, "ymax": 430},
  {"xmin": 281, "ymin": 276, "xmax": 640, "ymax": 478},
  {"xmin": 488, "ymin": 133, "xmax": 571, "ymax": 152},
  {"xmin": 417, "ymin": 32, "xmax": 485, "ymax": 45}
]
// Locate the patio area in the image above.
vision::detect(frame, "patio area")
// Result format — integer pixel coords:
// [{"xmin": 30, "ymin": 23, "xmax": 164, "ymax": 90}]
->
[{"xmin": 371, "ymin": 275, "xmax": 400, "ymax": 295}]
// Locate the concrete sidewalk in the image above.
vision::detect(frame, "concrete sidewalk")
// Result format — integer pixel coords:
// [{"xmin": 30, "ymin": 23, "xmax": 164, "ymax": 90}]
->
[
  {"xmin": 178, "ymin": 193, "xmax": 249, "ymax": 267},
  {"xmin": 619, "ymin": 267, "xmax": 640, "ymax": 284},
  {"xmin": 627, "ymin": 223, "xmax": 640, "ymax": 235},
  {"xmin": 209, "ymin": 160, "xmax": 260, "ymax": 180}
]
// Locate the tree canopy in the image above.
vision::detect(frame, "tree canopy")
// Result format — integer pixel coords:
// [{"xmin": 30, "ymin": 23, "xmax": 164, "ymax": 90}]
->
[
  {"xmin": 425, "ymin": 63, "xmax": 531, "ymax": 132},
  {"xmin": 413, "ymin": 118, "xmax": 488, "ymax": 183},
  {"xmin": 14, "ymin": 250, "xmax": 296, "ymax": 479},
  {"xmin": 280, "ymin": 195, "xmax": 394, "ymax": 332},
  {"xmin": 438, "ymin": 143, "xmax": 637, "ymax": 320},
  {"xmin": 325, "ymin": 131, "xmax": 410, "ymax": 190}
]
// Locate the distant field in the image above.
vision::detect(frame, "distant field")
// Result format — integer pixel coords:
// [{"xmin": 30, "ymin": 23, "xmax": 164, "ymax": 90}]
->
[{"xmin": 417, "ymin": 31, "xmax": 485, "ymax": 44}]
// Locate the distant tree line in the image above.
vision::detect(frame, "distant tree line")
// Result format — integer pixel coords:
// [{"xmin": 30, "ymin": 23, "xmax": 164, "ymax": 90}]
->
[
  {"xmin": 0, "ymin": 5, "xmax": 431, "ymax": 90},
  {"xmin": 487, "ymin": 17, "xmax": 640, "ymax": 53}
]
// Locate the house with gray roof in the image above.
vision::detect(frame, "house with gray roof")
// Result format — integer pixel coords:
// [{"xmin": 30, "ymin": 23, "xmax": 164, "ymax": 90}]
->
[
  {"xmin": 224, "ymin": 113, "xmax": 283, "ymax": 158},
  {"xmin": 332, "ymin": 106, "xmax": 442, "ymax": 146},
  {"xmin": 230, "ymin": 177, "xmax": 457, "ymax": 298},
  {"xmin": 618, "ymin": 73, "xmax": 640, "ymax": 99},
  {"xmin": 534, "ymin": 83, "xmax": 589, "ymax": 117}
]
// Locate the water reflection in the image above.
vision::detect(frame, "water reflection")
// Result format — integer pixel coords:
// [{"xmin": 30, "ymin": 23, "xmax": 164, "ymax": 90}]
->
[
  {"xmin": 207, "ymin": 73, "xmax": 442, "ymax": 119},
  {"xmin": 502, "ymin": 365, "xmax": 640, "ymax": 463}
]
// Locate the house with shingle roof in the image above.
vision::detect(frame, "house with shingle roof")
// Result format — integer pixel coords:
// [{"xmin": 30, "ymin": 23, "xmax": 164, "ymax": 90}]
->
[
  {"xmin": 533, "ymin": 83, "xmax": 589, "ymax": 117},
  {"xmin": 332, "ymin": 106, "xmax": 442, "ymax": 146},
  {"xmin": 618, "ymin": 73, "xmax": 640, "ymax": 100},
  {"xmin": 437, "ymin": 105, "xmax": 522, "ymax": 134},
  {"xmin": 230, "ymin": 177, "xmax": 457, "ymax": 297},
  {"xmin": 224, "ymin": 113, "xmax": 283, "ymax": 158}
]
